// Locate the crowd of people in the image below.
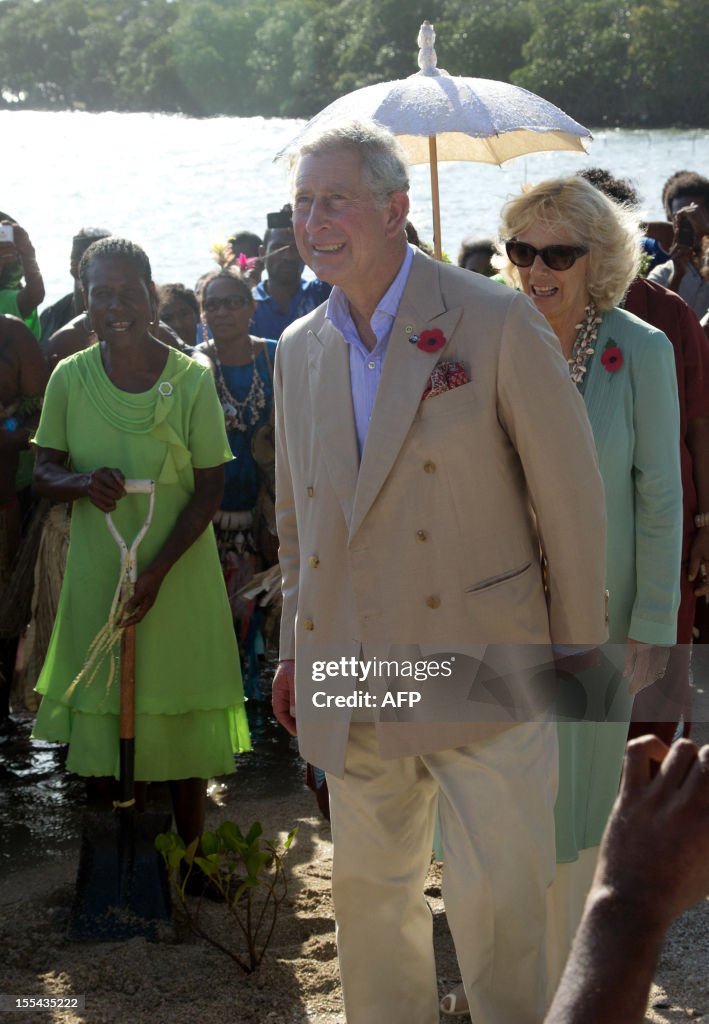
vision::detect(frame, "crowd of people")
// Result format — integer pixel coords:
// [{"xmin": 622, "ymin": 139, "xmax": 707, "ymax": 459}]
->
[{"xmin": 1, "ymin": 129, "xmax": 708, "ymax": 1023}]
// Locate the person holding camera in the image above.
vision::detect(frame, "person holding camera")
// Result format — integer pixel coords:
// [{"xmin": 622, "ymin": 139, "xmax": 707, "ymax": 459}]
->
[
  {"xmin": 0, "ymin": 217, "xmax": 45, "ymax": 340},
  {"xmin": 648, "ymin": 172, "xmax": 709, "ymax": 321}
]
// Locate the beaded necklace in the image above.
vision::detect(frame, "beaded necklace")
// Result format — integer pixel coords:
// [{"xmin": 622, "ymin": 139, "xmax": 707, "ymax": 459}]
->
[
  {"xmin": 567, "ymin": 302, "xmax": 601, "ymax": 386},
  {"xmin": 209, "ymin": 338, "xmax": 266, "ymax": 433}
]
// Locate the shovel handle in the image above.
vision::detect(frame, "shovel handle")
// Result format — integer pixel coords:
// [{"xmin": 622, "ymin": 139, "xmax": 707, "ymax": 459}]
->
[
  {"xmin": 120, "ymin": 623, "xmax": 136, "ymax": 740},
  {"xmin": 118, "ymin": 622, "xmax": 136, "ymax": 804},
  {"xmin": 123, "ymin": 478, "xmax": 155, "ymax": 495}
]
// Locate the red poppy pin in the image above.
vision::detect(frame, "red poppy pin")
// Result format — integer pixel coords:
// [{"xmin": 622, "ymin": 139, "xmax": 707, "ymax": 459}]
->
[
  {"xmin": 413, "ymin": 328, "xmax": 447, "ymax": 353},
  {"xmin": 600, "ymin": 339, "xmax": 623, "ymax": 373}
]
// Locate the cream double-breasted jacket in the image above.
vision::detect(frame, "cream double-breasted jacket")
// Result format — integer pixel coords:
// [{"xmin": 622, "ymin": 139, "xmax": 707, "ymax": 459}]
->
[{"xmin": 275, "ymin": 250, "xmax": 608, "ymax": 776}]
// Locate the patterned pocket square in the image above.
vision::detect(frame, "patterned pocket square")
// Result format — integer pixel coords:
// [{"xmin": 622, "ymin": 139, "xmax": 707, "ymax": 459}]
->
[{"xmin": 422, "ymin": 360, "xmax": 469, "ymax": 400}]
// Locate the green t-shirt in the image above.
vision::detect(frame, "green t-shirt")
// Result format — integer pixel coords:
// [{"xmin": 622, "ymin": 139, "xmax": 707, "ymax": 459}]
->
[
  {"xmin": 0, "ymin": 290, "xmax": 40, "ymax": 489},
  {"xmin": 0, "ymin": 289, "xmax": 41, "ymax": 339}
]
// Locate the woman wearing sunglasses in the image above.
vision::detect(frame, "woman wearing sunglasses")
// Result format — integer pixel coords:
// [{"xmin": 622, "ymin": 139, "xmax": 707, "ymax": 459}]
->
[
  {"xmin": 500, "ymin": 178, "xmax": 682, "ymax": 994},
  {"xmin": 197, "ymin": 268, "xmax": 278, "ymax": 699},
  {"xmin": 441, "ymin": 176, "xmax": 683, "ymax": 1017}
]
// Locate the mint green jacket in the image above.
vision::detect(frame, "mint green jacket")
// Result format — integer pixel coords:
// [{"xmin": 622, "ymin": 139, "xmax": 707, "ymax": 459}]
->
[{"xmin": 556, "ymin": 305, "xmax": 682, "ymax": 861}]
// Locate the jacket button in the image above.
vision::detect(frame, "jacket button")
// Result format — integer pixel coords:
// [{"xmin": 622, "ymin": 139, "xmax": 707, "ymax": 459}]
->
[
  {"xmin": 423, "ymin": 461, "xmax": 436, "ymax": 474},
  {"xmin": 303, "ymin": 619, "xmax": 315, "ymax": 631},
  {"xmin": 308, "ymin": 556, "xmax": 320, "ymax": 568},
  {"xmin": 416, "ymin": 530, "xmax": 428, "ymax": 542},
  {"xmin": 307, "ymin": 486, "xmax": 314, "ymax": 497},
  {"xmin": 425, "ymin": 596, "xmax": 441, "ymax": 609}
]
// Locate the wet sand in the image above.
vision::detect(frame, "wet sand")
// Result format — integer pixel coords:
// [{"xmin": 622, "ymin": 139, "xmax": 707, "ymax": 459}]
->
[{"xmin": 1, "ymin": 683, "xmax": 707, "ymax": 1023}]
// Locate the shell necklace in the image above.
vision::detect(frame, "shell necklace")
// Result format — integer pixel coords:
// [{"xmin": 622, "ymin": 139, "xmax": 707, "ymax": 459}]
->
[
  {"xmin": 567, "ymin": 302, "xmax": 601, "ymax": 386},
  {"xmin": 210, "ymin": 337, "xmax": 266, "ymax": 432}
]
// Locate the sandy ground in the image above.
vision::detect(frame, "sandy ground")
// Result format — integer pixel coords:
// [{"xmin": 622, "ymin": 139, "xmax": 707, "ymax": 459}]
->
[
  {"xmin": 1, "ymin": 768, "xmax": 707, "ymax": 1023},
  {"xmin": 1, "ymin": 710, "xmax": 707, "ymax": 1024}
]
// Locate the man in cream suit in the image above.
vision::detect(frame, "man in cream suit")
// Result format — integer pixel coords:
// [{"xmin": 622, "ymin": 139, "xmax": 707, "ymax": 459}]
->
[{"xmin": 272, "ymin": 120, "xmax": 608, "ymax": 1024}]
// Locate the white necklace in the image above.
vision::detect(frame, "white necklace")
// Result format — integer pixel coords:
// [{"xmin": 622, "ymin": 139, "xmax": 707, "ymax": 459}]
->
[
  {"xmin": 567, "ymin": 302, "xmax": 601, "ymax": 386},
  {"xmin": 210, "ymin": 338, "xmax": 266, "ymax": 432}
]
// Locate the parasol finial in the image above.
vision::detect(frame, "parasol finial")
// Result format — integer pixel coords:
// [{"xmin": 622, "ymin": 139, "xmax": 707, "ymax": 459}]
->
[{"xmin": 417, "ymin": 21, "xmax": 438, "ymax": 76}]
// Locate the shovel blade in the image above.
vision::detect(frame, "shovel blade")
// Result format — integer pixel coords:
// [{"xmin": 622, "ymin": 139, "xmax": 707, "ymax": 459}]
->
[{"xmin": 67, "ymin": 809, "xmax": 172, "ymax": 942}]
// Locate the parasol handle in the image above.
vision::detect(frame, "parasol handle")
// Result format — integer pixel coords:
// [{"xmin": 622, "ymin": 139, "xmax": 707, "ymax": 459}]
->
[{"xmin": 428, "ymin": 137, "xmax": 443, "ymax": 261}]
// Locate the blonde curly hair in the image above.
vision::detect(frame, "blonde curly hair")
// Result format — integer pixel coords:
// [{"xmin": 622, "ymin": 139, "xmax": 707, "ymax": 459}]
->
[{"xmin": 492, "ymin": 176, "xmax": 643, "ymax": 310}]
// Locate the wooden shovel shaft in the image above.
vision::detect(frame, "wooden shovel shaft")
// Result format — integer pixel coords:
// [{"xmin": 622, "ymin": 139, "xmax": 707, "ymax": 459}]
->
[
  {"xmin": 119, "ymin": 623, "xmax": 136, "ymax": 806},
  {"xmin": 120, "ymin": 623, "xmax": 136, "ymax": 740}
]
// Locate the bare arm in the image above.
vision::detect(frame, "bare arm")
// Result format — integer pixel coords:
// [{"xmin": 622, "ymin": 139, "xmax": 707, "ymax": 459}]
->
[
  {"xmin": 45, "ymin": 318, "xmax": 94, "ymax": 373},
  {"xmin": 643, "ymin": 220, "xmax": 674, "ymax": 252},
  {"xmin": 33, "ymin": 446, "xmax": 126, "ymax": 509},
  {"xmin": 14, "ymin": 316, "xmax": 48, "ymax": 424},
  {"xmin": 546, "ymin": 736, "xmax": 709, "ymax": 1024},
  {"xmin": 7, "ymin": 223, "xmax": 45, "ymax": 317},
  {"xmin": 0, "ymin": 317, "xmax": 47, "ymax": 452},
  {"xmin": 545, "ymin": 888, "xmax": 666, "ymax": 1024}
]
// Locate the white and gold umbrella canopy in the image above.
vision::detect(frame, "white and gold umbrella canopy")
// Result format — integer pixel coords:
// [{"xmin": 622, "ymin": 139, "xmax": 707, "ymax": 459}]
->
[{"xmin": 280, "ymin": 21, "xmax": 592, "ymax": 258}]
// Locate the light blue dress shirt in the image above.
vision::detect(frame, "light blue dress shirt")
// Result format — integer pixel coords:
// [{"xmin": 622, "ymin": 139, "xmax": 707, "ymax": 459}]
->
[{"xmin": 326, "ymin": 244, "xmax": 414, "ymax": 457}]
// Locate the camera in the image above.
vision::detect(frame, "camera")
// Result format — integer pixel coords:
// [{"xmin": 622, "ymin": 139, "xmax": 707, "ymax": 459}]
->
[
  {"xmin": 677, "ymin": 214, "xmax": 695, "ymax": 247},
  {"xmin": 266, "ymin": 208, "xmax": 293, "ymax": 230},
  {"xmin": 0, "ymin": 224, "xmax": 14, "ymax": 244}
]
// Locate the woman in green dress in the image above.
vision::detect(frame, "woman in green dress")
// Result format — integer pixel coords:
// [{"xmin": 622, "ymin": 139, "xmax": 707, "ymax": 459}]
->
[{"xmin": 31, "ymin": 237, "xmax": 250, "ymax": 847}]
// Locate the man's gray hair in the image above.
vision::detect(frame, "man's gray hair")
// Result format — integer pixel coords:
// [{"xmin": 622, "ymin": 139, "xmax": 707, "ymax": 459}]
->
[{"xmin": 287, "ymin": 119, "xmax": 410, "ymax": 207}]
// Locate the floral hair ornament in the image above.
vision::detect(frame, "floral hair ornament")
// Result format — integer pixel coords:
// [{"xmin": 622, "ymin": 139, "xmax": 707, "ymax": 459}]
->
[
  {"xmin": 237, "ymin": 252, "xmax": 259, "ymax": 270},
  {"xmin": 600, "ymin": 339, "xmax": 624, "ymax": 373},
  {"xmin": 411, "ymin": 327, "xmax": 447, "ymax": 353}
]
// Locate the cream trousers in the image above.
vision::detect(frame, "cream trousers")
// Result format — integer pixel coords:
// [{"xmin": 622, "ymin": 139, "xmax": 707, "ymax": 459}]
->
[{"xmin": 326, "ymin": 721, "xmax": 558, "ymax": 1024}]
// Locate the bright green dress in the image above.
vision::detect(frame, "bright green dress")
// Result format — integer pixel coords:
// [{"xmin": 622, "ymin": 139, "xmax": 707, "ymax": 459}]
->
[
  {"xmin": 554, "ymin": 307, "xmax": 682, "ymax": 860},
  {"xmin": 32, "ymin": 345, "xmax": 251, "ymax": 780}
]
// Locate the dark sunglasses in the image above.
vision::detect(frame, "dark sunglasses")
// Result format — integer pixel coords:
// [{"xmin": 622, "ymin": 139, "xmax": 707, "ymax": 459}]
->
[
  {"xmin": 505, "ymin": 240, "xmax": 588, "ymax": 271},
  {"xmin": 204, "ymin": 295, "xmax": 251, "ymax": 313}
]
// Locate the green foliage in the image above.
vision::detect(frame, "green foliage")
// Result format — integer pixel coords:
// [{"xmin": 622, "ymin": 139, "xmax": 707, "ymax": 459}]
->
[
  {"xmin": 626, "ymin": 0, "xmax": 709, "ymax": 126},
  {"xmin": 155, "ymin": 820, "xmax": 297, "ymax": 973},
  {"xmin": 0, "ymin": 0, "xmax": 705, "ymax": 126},
  {"xmin": 513, "ymin": 0, "xmax": 633, "ymax": 125}
]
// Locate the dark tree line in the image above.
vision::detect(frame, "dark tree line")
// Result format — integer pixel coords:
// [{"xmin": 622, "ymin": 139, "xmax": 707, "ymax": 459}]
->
[{"xmin": 0, "ymin": 0, "xmax": 705, "ymax": 127}]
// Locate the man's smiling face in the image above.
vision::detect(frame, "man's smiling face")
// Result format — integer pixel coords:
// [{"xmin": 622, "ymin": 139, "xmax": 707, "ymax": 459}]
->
[{"xmin": 292, "ymin": 147, "xmax": 404, "ymax": 298}]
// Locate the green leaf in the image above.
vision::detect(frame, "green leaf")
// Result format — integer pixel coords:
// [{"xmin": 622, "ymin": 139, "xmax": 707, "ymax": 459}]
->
[
  {"xmin": 245, "ymin": 822, "xmax": 263, "ymax": 845},
  {"xmin": 201, "ymin": 830, "xmax": 219, "ymax": 857},
  {"xmin": 194, "ymin": 856, "xmax": 220, "ymax": 877},
  {"xmin": 218, "ymin": 820, "xmax": 245, "ymax": 852},
  {"xmin": 184, "ymin": 836, "xmax": 199, "ymax": 866}
]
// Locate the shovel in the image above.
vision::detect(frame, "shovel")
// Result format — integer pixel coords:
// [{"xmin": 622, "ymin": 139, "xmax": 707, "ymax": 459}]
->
[{"xmin": 68, "ymin": 479, "xmax": 172, "ymax": 941}]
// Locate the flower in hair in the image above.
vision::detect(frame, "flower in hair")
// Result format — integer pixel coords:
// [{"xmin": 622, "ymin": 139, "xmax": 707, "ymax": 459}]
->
[
  {"xmin": 415, "ymin": 328, "xmax": 447, "ymax": 353},
  {"xmin": 237, "ymin": 252, "xmax": 259, "ymax": 270},
  {"xmin": 600, "ymin": 339, "xmax": 623, "ymax": 373}
]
